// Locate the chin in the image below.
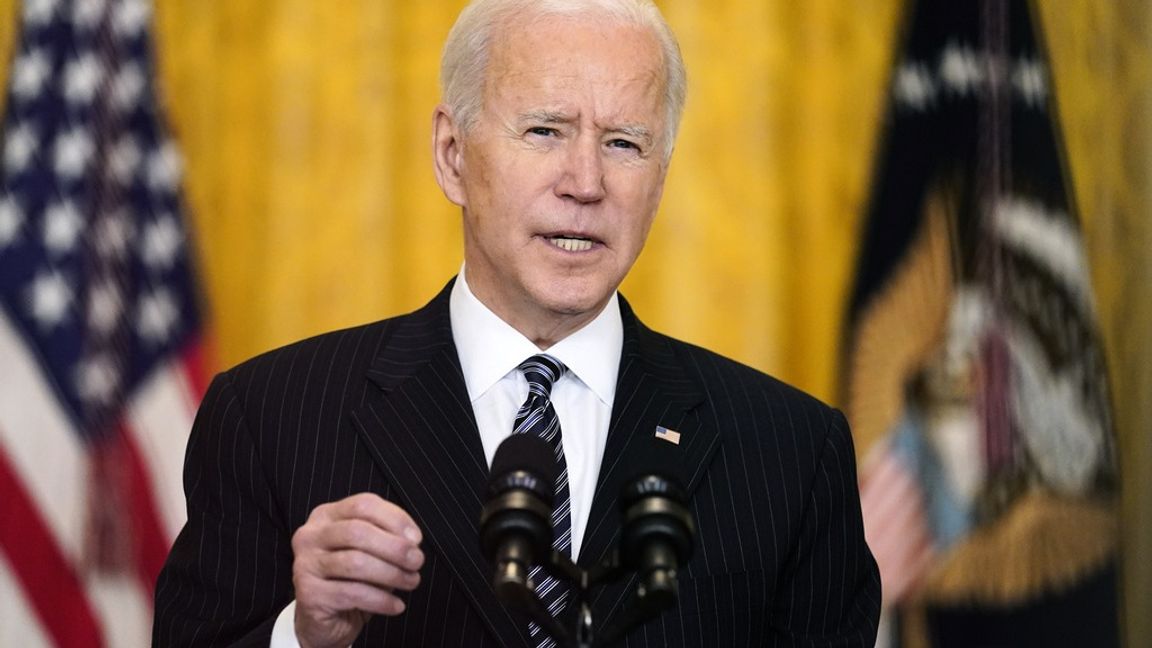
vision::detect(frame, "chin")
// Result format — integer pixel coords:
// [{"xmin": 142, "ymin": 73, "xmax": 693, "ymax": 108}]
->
[{"xmin": 533, "ymin": 280, "xmax": 614, "ymax": 319}]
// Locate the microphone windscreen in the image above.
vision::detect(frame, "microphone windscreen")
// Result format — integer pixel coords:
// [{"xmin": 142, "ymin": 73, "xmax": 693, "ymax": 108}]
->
[
  {"xmin": 490, "ymin": 433, "xmax": 558, "ymax": 490},
  {"xmin": 621, "ymin": 437, "xmax": 686, "ymax": 504}
]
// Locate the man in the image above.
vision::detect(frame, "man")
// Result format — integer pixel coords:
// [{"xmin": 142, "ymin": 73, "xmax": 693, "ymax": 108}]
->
[{"xmin": 153, "ymin": 0, "xmax": 881, "ymax": 646}]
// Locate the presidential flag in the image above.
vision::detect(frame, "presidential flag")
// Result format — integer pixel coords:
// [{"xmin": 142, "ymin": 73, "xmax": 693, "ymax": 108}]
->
[
  {"xmin": 0, "ymin": 0, "xmax": 208, "ymax": 645},
  {"xmin": 842, "ymin": 0, "xmax": 1119, "ymax": 645}
]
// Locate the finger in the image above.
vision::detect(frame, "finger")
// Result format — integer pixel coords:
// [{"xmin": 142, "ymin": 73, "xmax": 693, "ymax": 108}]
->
[
  {"xmin": 316, "ymin": 549, "xmax": 422, "ymax": 591},
  {"xmin": 299, "ymin": 578, "xmax": 409, "ymax": 617},
  {"xmin": 312, "ymin": 519, "xmax": 425, "ymax": 572},
  {"xmin": 321, "ymin": 493, "xmax": 423, "ymax": 544}
]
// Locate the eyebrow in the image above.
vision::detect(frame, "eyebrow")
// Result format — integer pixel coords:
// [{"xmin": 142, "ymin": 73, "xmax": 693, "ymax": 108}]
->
[
  {"xmin": 609, "ymin": 124, "xmax": 653, "ymax": 144},
  {"xmin": 517, "ymin": 110, "xmax": 571, "ymax": 125}
]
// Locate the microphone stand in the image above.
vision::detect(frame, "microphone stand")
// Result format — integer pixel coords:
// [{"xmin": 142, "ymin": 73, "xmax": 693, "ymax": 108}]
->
[
  {"xmin": 485, "ymin": 468, "xmax": 693, "ymax": 648},
  {"xmin": 502, "ymin": 546, "xmax": 678, "ymax": 648},
  {"xmin": 516, "ymin": 549, "xmax": 616, "ymax": 648}
]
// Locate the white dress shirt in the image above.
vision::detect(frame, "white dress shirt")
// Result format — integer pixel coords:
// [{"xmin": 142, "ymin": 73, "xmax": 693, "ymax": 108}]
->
[
  {"xmin": 272, "ymin": 268, "xmax": 622, "ymax": 645},
  {"xmin": 450, "ymin": 266, "xmax": 621, "ymax": 560}
]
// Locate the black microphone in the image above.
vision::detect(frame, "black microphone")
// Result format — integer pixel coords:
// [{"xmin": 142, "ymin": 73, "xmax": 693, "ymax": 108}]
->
[
  {"xmin": 619, "ymin": 473, "xmax": 694, "ymax": 609},
  {"xmin": 601, "ymin": 446, "xmax": 695, "ymax": 644},
  {"xmin": 479, "ymin": 433, "xmax": 558, "ymax": 601}
]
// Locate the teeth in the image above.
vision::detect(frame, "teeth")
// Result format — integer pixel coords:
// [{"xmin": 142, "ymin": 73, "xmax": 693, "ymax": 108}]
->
[{"xmin": 549, "ymin": 237, "xmax": 594, "ymax": 252}]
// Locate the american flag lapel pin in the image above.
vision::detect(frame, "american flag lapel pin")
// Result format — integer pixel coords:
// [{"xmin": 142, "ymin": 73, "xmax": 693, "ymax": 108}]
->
[{"xmin": 654, "ymin": 425, "xmax": 681, "ymax": 445}]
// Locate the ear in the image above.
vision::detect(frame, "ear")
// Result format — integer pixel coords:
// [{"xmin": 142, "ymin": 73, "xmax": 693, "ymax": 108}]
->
[{"xmin": 432, "ymin": 104, "xmax": 466, "ymax": 207}]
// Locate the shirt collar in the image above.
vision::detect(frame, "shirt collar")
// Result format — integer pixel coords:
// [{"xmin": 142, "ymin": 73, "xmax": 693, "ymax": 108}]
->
[{"xmin": 449, "ymin": 265, "xmax": 622, "ymax": 407}]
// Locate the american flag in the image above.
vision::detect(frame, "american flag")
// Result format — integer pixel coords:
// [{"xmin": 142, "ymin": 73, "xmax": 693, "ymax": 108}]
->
[{"xmin": 0, "ymin": 0, "xmax": 207, "ymax": 645}]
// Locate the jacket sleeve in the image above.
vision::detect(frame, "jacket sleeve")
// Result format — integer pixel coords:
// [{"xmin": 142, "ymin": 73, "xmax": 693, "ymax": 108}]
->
[
  {"xmin": 153, "ymin": 370, "xmax": 295, "ymax": 647},
  {"xmin": 771, "ymin": 409, "xmax": 882, "ymax": 647}
]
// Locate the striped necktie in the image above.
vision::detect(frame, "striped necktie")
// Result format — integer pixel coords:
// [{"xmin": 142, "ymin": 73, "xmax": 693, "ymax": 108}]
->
[{"xmin": 513, "ymin": 354, "xmax": 571, "ymax": 647}]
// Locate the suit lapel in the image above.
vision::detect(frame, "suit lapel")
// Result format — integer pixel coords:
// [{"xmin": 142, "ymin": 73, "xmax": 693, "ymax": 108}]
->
[
  {"xmin": 351, "ymin": 282, "xmax": 531, "ymax": 647},
  {"xmin": 579, "ymin": 298, "xmax": 721, "ymax": 631},
  {"xmin": 348, "ymin": 286, "xmax": 720, "ymax": 644}
]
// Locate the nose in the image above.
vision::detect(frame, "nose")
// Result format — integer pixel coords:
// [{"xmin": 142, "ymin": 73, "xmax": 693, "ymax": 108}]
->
[{"xmin": 555, "ymin": 135, "xmax": 606, "ymax": 203}]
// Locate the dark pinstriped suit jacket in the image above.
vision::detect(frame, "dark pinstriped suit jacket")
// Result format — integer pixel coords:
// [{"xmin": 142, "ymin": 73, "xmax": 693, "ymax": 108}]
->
[{"xmin": 153, "ymin": 280, "xmax": 880, "ymax": 647}]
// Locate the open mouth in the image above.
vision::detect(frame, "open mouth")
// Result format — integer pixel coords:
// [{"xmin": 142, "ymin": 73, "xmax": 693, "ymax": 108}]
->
[{"xmin": 546, "ymin": 235, "xmax": 596, "ymax": 252}]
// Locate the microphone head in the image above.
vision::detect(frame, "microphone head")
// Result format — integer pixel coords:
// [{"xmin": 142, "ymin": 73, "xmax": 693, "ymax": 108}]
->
[
  {"xmin": 480, "ymin": 433, "xmax": 558, "ymax": 566},
  {"xmin": 489, "ymin": 433, "xmax": 558, "ymax": 502},
  {"xmin": 618, "ymin": 442, "xmax": 695, "ymax": 570},
  {"xmin": 620, "ymin": 437, "xmax": 686, "ymax": 505}
]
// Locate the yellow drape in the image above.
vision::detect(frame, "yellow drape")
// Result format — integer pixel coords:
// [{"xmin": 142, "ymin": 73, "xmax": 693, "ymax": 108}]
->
[
  {"xmin": 145, "ymin": 0, "xmax": 910, "ymax": 397},
  {"xmin": 1, "ymin": 0, "xmax": 1147, "ymax": 642}
]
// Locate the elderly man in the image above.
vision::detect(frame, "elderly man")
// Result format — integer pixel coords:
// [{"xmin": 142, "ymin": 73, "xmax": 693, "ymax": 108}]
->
[{"xmin": 153, "ymin": 0, "xmax": 880, "ymax": 646}]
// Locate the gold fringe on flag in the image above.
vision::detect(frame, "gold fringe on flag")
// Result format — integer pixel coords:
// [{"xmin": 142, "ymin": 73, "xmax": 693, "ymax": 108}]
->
[
  {"xmin": 918, "ymin": 492, "xmax": 1117, "ymax": 605},
  {"xmin": 846, "ymin": 186, "xmax": 957, "ymax": 460}
]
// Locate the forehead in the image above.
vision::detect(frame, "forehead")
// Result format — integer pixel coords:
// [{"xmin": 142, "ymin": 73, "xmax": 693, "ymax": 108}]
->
[{"xmin": 483, "ymin": 13, "xmax": 666, "ymax": 121}]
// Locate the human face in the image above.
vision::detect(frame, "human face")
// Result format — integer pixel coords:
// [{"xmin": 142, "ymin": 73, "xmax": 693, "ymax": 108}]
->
[{"xmin": 433, "ymin": 13, "xmax": 670, "ymax": 347}]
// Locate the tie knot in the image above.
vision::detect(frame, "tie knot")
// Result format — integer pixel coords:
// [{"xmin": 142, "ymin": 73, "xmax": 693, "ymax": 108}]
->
[{"xmin": 518, "ymin": 354, "xmax": 566, "ymax": 397}]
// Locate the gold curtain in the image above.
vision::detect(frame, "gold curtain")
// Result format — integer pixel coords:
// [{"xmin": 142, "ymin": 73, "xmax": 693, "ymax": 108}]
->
[
  {"xmin": 1, "ymin": 0, "xmax": 1147, "ymax": 642},
  {"xmin": 145, "ymin": 0, "xmax": 911, "ymax": 401}
]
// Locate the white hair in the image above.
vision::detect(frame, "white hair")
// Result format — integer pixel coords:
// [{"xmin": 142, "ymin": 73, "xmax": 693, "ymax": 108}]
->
[{"xmin": 440, "ymin": 0, "xmax": 687, "ymax": 159}]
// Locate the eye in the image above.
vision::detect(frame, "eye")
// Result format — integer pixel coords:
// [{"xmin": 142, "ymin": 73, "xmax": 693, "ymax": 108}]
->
[
  {"xmin": 607, "ymin": 139, "xmax": 640, "ymax": 151},
  {"xmin": 527, "ymin": 126, "xmax": 558, "ymax": 137}
]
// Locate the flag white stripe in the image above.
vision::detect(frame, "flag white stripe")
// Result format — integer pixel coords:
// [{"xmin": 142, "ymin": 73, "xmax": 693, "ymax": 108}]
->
[
  {"xmin": 0, "ymin": 310, "xmax": 89, "ymax": 562},
  {"xmin": 0, "ymin": 309, "xmax": 161, "ymax": 648},
  {"xmin": 86, "ymin": 573, "xmax": 152, "ymax": 648},
  {"xmin": 0, "ymin": 555, "xmax": 52, "ymax": 648},
  {"xmin": 126, "ymin": 358, "xmax": 197, "ymax": 540}
]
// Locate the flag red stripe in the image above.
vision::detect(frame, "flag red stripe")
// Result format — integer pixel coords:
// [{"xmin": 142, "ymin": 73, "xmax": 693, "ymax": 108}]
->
[
  {"xmin": 180, "ymin": 336, "xmax": 211, "ymax": 398},
  {"xmin": 0, "ymin": 443, "xmax": 105, "ymax": 648},
  {"xmin": 116, "ymin": 421, "xmax": 173, "ymax": 595},
  {"xmin": 860, "ymin": 447, "xmax": 936, "ymax": 604}
]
